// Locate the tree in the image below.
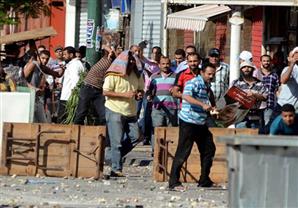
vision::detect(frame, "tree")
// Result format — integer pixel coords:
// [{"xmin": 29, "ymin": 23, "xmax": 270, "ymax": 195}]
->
[{"xmin": 0, "ymin": 0, "xmax": 51, "ymax": 28}]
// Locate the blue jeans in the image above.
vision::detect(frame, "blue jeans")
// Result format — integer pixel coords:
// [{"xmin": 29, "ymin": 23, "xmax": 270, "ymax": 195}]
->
[
  {"xmin": 263, "ymin": 108, "xmax": 274, "ymax": 126},
  {"xmin": 105, "ymin": 108, "xmax": 140, "ymax": 172},
  {"xmin": 151, "ymin": 108, "xmax": 178, "ymax": 127},
  {"xmin": 151, "ymin": 107, "xmax": 177, "ymax": 150},
  {"xmin": 236, "ymin": 120, "xmax": 260, "ymax": 129}
]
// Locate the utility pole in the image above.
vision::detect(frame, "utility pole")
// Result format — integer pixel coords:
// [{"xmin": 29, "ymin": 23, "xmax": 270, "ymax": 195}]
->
[{"xmin": 86, "ymin": 0, "xmax": 102, "ymax": 66}]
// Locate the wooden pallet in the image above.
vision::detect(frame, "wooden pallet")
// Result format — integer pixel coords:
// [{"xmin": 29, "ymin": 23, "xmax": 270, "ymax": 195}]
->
[
  {"xmin": 1, "ymin": 123, "xmax": 105, "ymax": 179},
  {"xmin": 153, "ymin": 127, "xmax": 258, "ymax": 183}
]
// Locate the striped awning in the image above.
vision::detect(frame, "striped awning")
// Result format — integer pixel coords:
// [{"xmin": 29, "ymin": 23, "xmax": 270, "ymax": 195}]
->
[
  {"xmin": 166, "ymin": 5, "xmax": 231, "ymax": 32},
  {"xmin": 166, "ymin": 0, "xmax": 298, "ymax": 7}
]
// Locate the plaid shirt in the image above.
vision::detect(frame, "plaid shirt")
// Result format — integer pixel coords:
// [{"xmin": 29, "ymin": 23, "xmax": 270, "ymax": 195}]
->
[
  {"xmin": 232, "ymin": 77, "xmax": 268, "ymax": 110},
  {"xmin": 261, "ymin": 71, "xmax": 279, "ymax": 109},
  {"xmin": 210, "ymin": 62, "xmax": 229, "ymax": 102}
]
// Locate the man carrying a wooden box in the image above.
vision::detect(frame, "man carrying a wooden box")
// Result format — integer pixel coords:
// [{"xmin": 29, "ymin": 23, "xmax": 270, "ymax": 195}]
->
[{"xmin": 168, "ymin": 62, "xmax": 217, "ymax": 191}]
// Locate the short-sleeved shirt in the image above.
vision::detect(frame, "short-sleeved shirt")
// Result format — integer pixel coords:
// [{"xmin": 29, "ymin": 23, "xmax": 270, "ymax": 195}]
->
[
  {"xmin": 174, "ymin": 68, "xmax": 197, "ymax": 107},
  {"xmin": 179, "ymin": 75, "xmax": 210, "ymax": 125},
  {"xmin": 175, "ymin": 68, "xmax": 197, "ymax": 91},
  {"xmin": 270, "ymin": 114, "xmax": 298, "ymax": 135},
  {"xmin": 148, "ymin": 72, "xmax": 177, "ymax": 110},
  {"xmin": 277, "ymin": 65, "xmax": 298, "ymax": 111},
  {"xmin": 103, "ymin": 72, "xmax": 144, "ymax": 116}
]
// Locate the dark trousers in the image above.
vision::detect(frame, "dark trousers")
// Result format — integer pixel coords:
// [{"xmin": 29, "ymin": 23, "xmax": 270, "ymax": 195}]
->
[
  {"xmin": 169, "ymin": 119, "xmax": 216, "ymax": 188},
  {"xmin": 57, "ymin": 100, "xmax": 67, "ymax": 123},
  {"xmin": 73, "ymin": 84, "xmax": 106, "ymax": 125}
]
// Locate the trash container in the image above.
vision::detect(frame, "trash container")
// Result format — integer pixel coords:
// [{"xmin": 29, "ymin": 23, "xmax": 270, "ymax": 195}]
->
[{"xmin": 218, "ymin": 135, "xmax": 298, "ymax": 208}]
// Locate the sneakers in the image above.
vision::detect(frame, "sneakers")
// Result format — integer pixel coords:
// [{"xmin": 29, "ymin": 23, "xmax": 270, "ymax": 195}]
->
[
  {"xmin": 169, "ymin": 185, "xmax": 186, "ymax": 192},
  {"xmin": 110, "ymin": 171, "xmax": 125, "ymax": 177},
  {"xmin": 197, "ymin": 180, "xmax": 214, "ymax": 188}
]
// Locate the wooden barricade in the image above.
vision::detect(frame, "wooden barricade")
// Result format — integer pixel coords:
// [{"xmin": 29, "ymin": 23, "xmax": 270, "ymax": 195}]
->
[
  {"xmin": 1, "ymin": 122, "xmax": 105, "ymax": 179},
  {"xmin": 153, "ymin": 127, "xmax": 258, "ymax": 183}
]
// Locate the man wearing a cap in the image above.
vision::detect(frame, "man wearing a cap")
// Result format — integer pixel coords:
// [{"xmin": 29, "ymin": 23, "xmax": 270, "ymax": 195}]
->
[
  {"xmin": 277, "ymin": 47, "xmax": 298, "ymax": 113},
  {"xmin": 208, "ymin": 48, "xmax": 229, "ymax": 104},
  {"xmin": 239, "ymin": 50, "xmax": 263, "ymax": 80},
  {"xmin": 231, "ymin": 61, "xmax": 268, "ymax": 128},
  {"xmin": 48, "ymin": 45, "xmax": 64, "ymax": 71}
]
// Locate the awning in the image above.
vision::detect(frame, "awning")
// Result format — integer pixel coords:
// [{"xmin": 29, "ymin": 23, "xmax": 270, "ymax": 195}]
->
[
  {"xmin": 166, "ymin": 5, "xmax": 231, "ymax": 32},
  {"xmin": 165, "ymin": 0, "xmax": 298, "ymax": 7}
]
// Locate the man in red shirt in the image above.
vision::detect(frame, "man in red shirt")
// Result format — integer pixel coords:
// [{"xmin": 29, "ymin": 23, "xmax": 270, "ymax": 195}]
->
[{"xmin": 172, "ymin": 52, "xmax": 201, "ymax": 99}]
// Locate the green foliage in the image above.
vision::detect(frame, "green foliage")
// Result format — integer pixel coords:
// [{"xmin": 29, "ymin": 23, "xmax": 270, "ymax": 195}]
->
[
  {"xmin": 63, "ymin": 71, "xmax": 87, "ymax": 124},
  {"xmin": 0, "ymin": 0, "xmax": 51, "ymax": 27}
]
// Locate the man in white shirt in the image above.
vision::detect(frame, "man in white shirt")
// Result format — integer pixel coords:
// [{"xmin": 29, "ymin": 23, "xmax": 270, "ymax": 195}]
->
[
  {"xmin": 57, "ymin": 46, "xmax": 85, "ymax": 123},
  {"xmin": 277, "ymin": 47, "xmax": 298, "ymax": 112}
]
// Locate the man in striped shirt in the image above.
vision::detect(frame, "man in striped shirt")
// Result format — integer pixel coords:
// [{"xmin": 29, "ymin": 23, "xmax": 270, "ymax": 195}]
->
[
  {"xmin": 147, "ymin": 56, "xmax": 178, "ymax": 147},
  {"xmin": 73, "ymin": 46, "xmax": 115, "ymax": 125},
  {"xmin": 169, "ymin": 63, "xmax": 217, "ymax": 191}
]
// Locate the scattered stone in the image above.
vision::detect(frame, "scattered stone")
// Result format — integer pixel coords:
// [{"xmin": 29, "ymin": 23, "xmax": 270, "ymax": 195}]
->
[
  {"xmin": 156, "ymin": 196, "xmax": 165, "ymax": 201},
  {"xmin": 103, "ymin": 180, "xmax": 111, "ymax": 186},
  {"xmin": 35, "ymin": 174, "xmax": 41, "ymax": 178},
  {"xmin": 40, "ymin": 202, "xmax": 49, "ymax": 206},
  {"xmin": 11, "ymin": 174, "xmax": 17, "ymax": 178},
  {"xmin": 19, "ymin": 179, "xmax": 28, "ymax": 185},
  {"xmin": 1, "ymin": 183, "xmax": 8, "ymax": 187},
  {"xmin": 170, "ymin": 196, "xmax": 181, "ymax": 202},
  {"xmin": 168, "ymin": 202, "xmax": 174, "ymax": 207},
  {"xmin": 98, "ymin": 198, "xmax": 107, "ymax": 203}
]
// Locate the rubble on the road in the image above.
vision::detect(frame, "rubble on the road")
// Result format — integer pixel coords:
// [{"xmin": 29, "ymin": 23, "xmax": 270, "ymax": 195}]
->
[{"xmin": 0, "ymin": 146, "xmax": 228, "ymax": 207}]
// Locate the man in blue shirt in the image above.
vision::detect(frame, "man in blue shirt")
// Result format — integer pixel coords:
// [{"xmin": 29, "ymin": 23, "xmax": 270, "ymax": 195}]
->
[
  {"xmin": 168, "ymin": 63, "xmax": 217, "ymax": 191},
  {"xmin": 270, "ymin": 104, "xmax": 298, "ymax": 135}
]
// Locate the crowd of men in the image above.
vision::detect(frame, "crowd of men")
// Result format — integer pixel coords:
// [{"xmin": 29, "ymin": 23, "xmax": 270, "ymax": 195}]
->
[{"xmin": 1, "ymin": 41, "xmax": 298, "ymax": 190}]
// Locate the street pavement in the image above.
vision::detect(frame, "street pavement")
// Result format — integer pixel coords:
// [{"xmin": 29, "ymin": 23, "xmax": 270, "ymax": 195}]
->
[{"xmin": 0, "ymin": 145, "xmax": 228, "ymax": 208}]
